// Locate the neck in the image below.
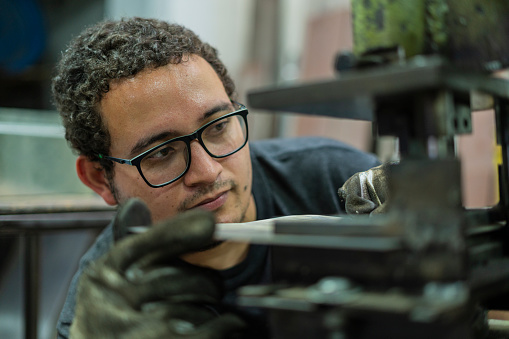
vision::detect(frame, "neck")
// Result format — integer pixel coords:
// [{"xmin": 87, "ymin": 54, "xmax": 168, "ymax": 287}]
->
[
  {"xmin": 181, "ymin": 194, "xmax": 257, "ymax": 270},
  {"xmin": 181, "ymin": 240, "xmax": 250, "ymax": 270}
]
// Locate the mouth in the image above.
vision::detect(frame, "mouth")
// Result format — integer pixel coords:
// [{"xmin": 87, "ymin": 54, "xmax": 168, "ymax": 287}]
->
[{"xmin": 192, "ymin": 191, "xmax": 229, "ymax": 211}]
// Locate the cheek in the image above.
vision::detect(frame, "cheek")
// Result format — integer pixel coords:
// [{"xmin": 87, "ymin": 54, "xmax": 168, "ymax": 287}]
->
[
  {"xmin": 246, "ymin": 165, "xmax": 252, "ymax": 191},
  {"xmin": 112, "ymin": 170, "xmax": 182, "ymax": 220},
  {"xmin": 143, "ymin": 184, "xmax": 183, "ymax": 222},
  {"xmin": 232, "ymin": 150, "xmax": 253, "ymax": 194},
  {"xmin": 114, "ymin": 171, "xmax": 146, "ymax": 196},
  {"xmin": 240, "ymin": 158, "xmax": 252, "ymax": 193}
]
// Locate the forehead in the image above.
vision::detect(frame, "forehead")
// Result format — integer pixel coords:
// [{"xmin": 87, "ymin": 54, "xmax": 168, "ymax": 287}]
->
[
  {"xmin": 101, "ymin": 55, "xmax": 227, "ymax": 120},
  {"xmin": 98, "ymin": 55, "xmax": 230, "ymax": 154}
]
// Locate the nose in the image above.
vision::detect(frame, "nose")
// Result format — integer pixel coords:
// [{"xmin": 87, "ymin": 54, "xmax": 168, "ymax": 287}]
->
[{"xmin": 183, "ymin": 140, "xmax": 222, "ymax": 187}]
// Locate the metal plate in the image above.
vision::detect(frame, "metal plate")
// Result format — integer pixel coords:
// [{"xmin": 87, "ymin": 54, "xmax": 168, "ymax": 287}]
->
[{"xmin": 248, "ymin": 57, "xmax": 509, "ymax": 120}]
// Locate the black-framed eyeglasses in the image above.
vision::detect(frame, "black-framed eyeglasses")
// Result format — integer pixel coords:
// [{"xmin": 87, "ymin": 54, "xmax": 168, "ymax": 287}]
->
[{"xmin": 99, "ymin": 101, "xmax": 249, "ymax": 188}]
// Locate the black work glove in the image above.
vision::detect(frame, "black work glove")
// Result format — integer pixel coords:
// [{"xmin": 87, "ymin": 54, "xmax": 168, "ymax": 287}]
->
[
  {"xmin": 70, "ymin": 198, "xmax": 246, "ymax": 339},
  {"xmin": 338, "ymin": 163, "xmax": 391, "ymax": 215}
]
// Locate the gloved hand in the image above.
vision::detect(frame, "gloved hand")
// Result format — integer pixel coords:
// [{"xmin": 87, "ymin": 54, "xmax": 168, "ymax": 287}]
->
[
  {"xmin": 338, "ymin": 163, "xmax": 391, "ymax": 215},
  {"xmin": 70, "ymin": 198, "xmax": 246, "ymax": 339}
]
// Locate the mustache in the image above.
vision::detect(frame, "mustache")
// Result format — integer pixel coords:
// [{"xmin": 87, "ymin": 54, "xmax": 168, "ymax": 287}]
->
[{"xmin": 178, "ymin": 179, "xmax": 237, "ymax": 212}]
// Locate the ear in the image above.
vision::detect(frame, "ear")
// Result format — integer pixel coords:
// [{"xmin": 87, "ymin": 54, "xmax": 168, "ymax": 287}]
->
[{"xmin": 76, "ymin": 155, "xmax": 117, "ymax": 206}]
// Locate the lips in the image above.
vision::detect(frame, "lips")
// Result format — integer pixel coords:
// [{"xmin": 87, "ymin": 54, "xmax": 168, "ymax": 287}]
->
[{"xmin": 193, "ymin": 191, "xmax": 229, "ymax": 211}]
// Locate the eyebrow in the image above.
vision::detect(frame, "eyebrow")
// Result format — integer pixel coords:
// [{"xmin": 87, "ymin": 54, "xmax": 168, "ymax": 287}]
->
[{"xmin": 129, "ymin": 102, "xmax": 233, "ymax": 157}]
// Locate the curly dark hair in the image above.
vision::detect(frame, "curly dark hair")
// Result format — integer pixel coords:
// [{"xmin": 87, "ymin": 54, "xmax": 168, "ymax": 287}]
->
[{"xmin": 51, "ymin": 17, "xmax": 236, "ymax": 173}]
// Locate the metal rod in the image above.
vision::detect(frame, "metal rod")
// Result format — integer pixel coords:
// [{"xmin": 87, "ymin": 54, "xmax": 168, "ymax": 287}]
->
[
  {"xmin": 0, "ymin": 211, "xmax": 116, "ymax": 235},
  {"xmin": 495, "ymin": 98, "xmax": 509, "ymax": 222},
  {"xmin": 24, "ymin": 235, "xmax": 39, "ymax": 339}
]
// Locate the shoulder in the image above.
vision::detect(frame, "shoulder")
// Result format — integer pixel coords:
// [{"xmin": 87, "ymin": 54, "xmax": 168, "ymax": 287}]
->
[
  {"xmin": 249, "ymin": 137, "xmax": 380, "ymax": 218},
  {"xmin": 250, "ymin": 136, "xmax": 379, "ymax": 170},
  {"xmin": 56, "ymin": 222, "xmax": 114, "ymax": 338},
  {"xmin": 79, "ymin": 223, "xmax": 115, "ymax": 268}
]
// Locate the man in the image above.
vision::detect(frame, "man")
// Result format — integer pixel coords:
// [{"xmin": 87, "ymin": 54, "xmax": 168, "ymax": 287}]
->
[{"xmin": 52, "ymin": 17, "xmax": 380, "ymax": 338}]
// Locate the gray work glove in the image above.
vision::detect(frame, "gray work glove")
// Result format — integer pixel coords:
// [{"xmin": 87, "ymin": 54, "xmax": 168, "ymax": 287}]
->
[
  {"xmin": 338, "ymin": 163, "xmax": 391, "ymax": 215},
  {"xmin": 70, "ymin": 199, "xmax": 246, "ymax": 339}
]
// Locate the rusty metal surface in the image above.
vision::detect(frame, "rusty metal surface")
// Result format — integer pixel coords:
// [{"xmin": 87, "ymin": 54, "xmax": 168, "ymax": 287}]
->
[
  {"xmin": 352, "ymin": 0, "xmax": 427, "ymax": 58},
  {"xmin": 352, "ymin": 0, "xmax": 509, "ymax": 71},
  {"xmin": 388, "ymin": 160, "xmax": 466, "ymax": 280},
  {"xmin": 0, "ymin": 211, "xmax": 116, "ymax": 234},
  {"xmin": 444, "ymin": 0, "xmax": 509, "ymax": 71},
  {"xmin": 0, "ymin": 194, "xmax": 115, "ymax": 234},
  {"xmin": 0, "ymin": 193, "xmax": 115, "ymax": 215}
]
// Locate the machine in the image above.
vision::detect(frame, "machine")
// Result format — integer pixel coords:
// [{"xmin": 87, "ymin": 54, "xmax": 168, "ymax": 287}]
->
[{"xmin": 238, "ymin": 1, "xmax": 509, "ymax": 338}]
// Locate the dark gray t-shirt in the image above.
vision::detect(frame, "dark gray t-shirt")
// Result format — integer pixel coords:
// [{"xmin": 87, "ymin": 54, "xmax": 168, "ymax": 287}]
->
[{"xmin": 56, "ymin": 137, "xmax": 380, "ymax": 338}]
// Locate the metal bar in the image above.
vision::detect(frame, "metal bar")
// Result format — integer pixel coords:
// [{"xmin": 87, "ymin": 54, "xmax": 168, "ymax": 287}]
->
[
  {"xmin": 495, "ymin": 99, "xmax": 509, "ymax": 222},
  {"xmin": 247, "ymin": 57, "xmax": 446, "ymax": 120},
  {"xmin": 247, "ymin": 57, "xmax": 509, "ymax": 121},
  {"xmin": 444, "ymin": 73, "xmax": 509, "ymax": 101},
  {"xmin": 129, "ymin": 216, "xmax": 402, "ymax": 251},
  {"xmin": 24, "ymin": 235, "xmax": 39, "ymax": 339},
  {"xmin": 0, "ymin": 211, "xmax": 116, "ymax": 234}
]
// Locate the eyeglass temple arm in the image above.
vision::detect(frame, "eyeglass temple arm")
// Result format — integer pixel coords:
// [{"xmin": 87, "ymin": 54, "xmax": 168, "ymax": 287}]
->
[
  {"xmin": 98, "ymin": 154, "xmax": 133, "ymax": 166},
  {"xmin": 233, "ymin": 101, "xmax": 246, "ymax": 109}
]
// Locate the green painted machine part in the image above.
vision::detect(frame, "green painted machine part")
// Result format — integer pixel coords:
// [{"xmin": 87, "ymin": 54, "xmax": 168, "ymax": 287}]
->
[{"xmin": 351, "ymin": 0, "xmax": 509, "ymax": 71}]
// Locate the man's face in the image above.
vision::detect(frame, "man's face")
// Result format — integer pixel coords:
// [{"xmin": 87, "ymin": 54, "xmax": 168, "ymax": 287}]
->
[{"xmin": 98, "ymin": 56, "xmax": 255, "ymax": 224}]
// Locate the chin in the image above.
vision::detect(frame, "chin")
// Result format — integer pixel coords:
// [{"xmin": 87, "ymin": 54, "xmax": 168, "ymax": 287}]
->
[
  {"xmin": 214, "ymin": 215, "xmax": 242, "ymax": 225},
  {"xmin": 214, "ymin": 206, "xmax": 247, "ymax": 224}
]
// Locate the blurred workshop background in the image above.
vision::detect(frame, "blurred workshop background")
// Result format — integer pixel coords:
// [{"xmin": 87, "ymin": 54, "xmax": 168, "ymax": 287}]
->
[{"xmin": 0, "ymin": 0, "xmax": 499, "ymax": 338}]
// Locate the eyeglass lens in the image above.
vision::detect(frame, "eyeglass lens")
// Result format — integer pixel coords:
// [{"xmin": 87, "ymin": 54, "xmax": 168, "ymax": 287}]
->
[{"xmin": 139, "ymin": 113, "xmax": 247, "ymax": 186}]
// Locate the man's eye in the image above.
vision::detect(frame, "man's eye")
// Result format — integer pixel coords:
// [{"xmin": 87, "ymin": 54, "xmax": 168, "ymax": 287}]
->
[
  {"xmin": 148, "ymin": 146, "xmax": 174, "ymax": 159},
  {"xmin": 214, "ymin": 121, "xmax": 227, "ymax": 131},
  {"xmin": 209, "ymin": 119, "xmax": 229, "ymax": 134}
]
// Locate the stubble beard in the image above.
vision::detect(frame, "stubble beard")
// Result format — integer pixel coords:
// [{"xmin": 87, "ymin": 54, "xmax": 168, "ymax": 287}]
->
[
  {"xmin": 193, "ymin": 185, "xmax": 252, "ymax": 253},
  {"xmin": 178, "ymin": 179, "xmax": 252, "ymax": 252},
  {"xmin": 107, "ymin": 175, "xmax": 251, "ymax": 252},
  {"xmin": 106, "ymin": 173, "xmax": 127, "ymax": 206}
]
